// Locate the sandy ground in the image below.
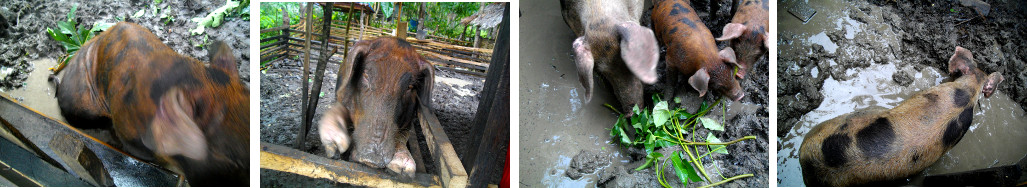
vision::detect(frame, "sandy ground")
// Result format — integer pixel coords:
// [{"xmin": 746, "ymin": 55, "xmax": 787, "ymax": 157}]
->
[
  {"xmin": 776, "ymin": 0, "xmax": 1027, "ymax": 186},
  {"xmin": 519, "ymin": 0, "xmax": 769, "ymax": 187},
  {"xmin": 0, "ymin": 0, "xmax": 250, "ymax": 91}
]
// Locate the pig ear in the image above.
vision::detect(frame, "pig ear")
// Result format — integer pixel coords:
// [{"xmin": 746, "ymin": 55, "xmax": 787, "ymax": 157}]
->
[
  {"xmin": 208, "ymin": 40, "xmax": 238, "ymax": 74},
  {"xmin": 948, "ymin": 46, "xmax": 975, "ymax": 76},
  {"xmin": 337, "ymin": 40, "xmax": 371, "ymax": 101},
  {"xmin": 983, "ymin": 72, "xmax": 1004, "ymax": 98},
  {"xmin": 616, "ymin": 22, "xmax": 659, "ymax": 84},
  {"xmin": 145, "ymin": 88, "xmax": 208, "ymax": 161},
  {"xmin": 716, "ymin": 23, "xmax": 746, "ymax": 41},
  {"xmin": 572, "ymin": 37, "xmax": 596, "ymax": 102},
  {"xmin": 719, "ymin": 47, "xmax": 743, "ymax": 79},
  {"xmin": 689, "ymin": 68, "xmax": 711, "ymax": 97},
  {"xmin": 416, "ymin": 60, "xmax": 435, "ymax": 110}
]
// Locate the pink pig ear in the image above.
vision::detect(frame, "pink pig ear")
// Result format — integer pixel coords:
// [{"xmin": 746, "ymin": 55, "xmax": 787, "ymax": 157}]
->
[
  {"xmin": 948, "ymin": 46, "xmax": 975, "ymax": 76},
  {"xmin": 716, "ymin": 23, "xmax": 747, "ymax": 41},
  {"xmin": 616, "ymin": 22, "xmax": 659, "ymax": 84},
  {"xmin": 146, "ymin": 88, "xmax": 208, "ymax": 161},
  {"xmin": 689, "ymin": 68, "xmax": 711, "ymax": 97},
  {"xmin": 572, "ymin": 37, "xmax": 596, "ymax": 102}
]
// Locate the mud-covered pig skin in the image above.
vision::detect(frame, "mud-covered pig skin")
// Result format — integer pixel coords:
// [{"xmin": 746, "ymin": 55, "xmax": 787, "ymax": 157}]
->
[
  {"xmin": 560, "ymin": 0, "xmax": 660, "ymax": 115},
  {"xmin": 318, "ymin": 37, "xmax": 434, "ymax": 178},
  {"xmin": 55, "ymin": 22, "xmax": 249, "ymax": 186},
  {"xmin": 798, "ymin": 47, "xmax": 1005, "ymax": 186},
  {"xmin": 651, "ymin": 0, "xmax": 744, "ymax": 101}
]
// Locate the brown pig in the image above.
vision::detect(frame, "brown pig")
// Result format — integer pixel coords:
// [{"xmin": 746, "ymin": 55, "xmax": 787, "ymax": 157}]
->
[
  {"xmin": 798, "ymin": 47, "xmax": 1005, "ymax": 186},
  {"xmin": 318, "ymin": 37, "xmax": 434, "ymax": 178},
  {"xmin": 55, "ymin": 22, "xmax": 249, "ymax": 186},
  {"xmin": 560, "ymin": 0, "xmax": 660, "ymax": 114},
  {"xmin": 652, "ymin": 0, "xmax": 744, "ymax": 101},
  {"xmin": 716, "ymin": 0, "xmax": 769, "ymax": 79}
]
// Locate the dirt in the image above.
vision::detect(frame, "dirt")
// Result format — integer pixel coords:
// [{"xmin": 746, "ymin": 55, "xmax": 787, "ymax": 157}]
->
[
  {"xmin": 776, "ymin": 0, "xmax": 1027, "ymax": 186},
  {"xmin": 777, "ymin": 0, "xmax": 1027, "ymax": 135},
  {"xmin": 519, "ymin": 0, "xmax": 768, "ymax": 187},
  {"xmin": 258, "ymin": 56, "xmax": 490, "ymax": 183},
  {"xmin": 0, "ymin": 0, "xmax": 250, "ymax": 91}
]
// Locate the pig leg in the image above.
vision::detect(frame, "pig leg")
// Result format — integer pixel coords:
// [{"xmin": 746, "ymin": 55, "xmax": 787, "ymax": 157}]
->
[
  {"xmin": 387, "ymin": 129, "xmax": 416, "ymax": 178},
  {"xmin": 319, "ymin": 106, "xmax": 352, "ymax": 159}
]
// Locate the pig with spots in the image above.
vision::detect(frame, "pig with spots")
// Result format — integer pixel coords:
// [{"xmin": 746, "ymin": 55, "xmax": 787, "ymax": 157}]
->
[
  {"xmin": 55, "ymin": 22, "xmax": 249, "ymax": 186},
  {"xmin": 798, "ymin": 47, "xmax": 1005, "ymax": 186},
  {"xmin": 651, "ymin": 0, "xmax": 744, "ymax": 101},
  {"xmin": 318, "ymin": 37, "xmax": 434, "ymax": 178},
  {"xmin": 717, "ymin": 0, "xmax": 769, "ymax": 79},
  {"xmin": 560, "ymin": 0, "xmax": 660, "ymax": 114}
]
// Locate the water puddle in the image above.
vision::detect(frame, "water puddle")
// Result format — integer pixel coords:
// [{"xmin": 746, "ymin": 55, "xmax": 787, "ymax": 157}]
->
[
  {"xmin": 4, "ymin": 59, "xmax": 65, "ymax": 122},
  {"xmin": 777, "ymin": 63, "xmax": 1027, "ymax": 186}
]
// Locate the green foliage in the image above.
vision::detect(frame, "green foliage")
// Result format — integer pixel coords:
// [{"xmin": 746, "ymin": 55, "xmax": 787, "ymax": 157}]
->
[
  {"xmin": 190, "ymin": 0, "xmax": 249, "ymax": 35},
  {"xmin": 46, "ymin": 4, "xmax": 115, "ymax": 69},
  {"xmin": 609, "ymin": 94, "xmax": 755, "ymax": 187}
]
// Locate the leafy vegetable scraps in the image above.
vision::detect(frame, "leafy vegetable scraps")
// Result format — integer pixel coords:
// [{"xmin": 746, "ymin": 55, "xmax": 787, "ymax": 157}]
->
[{"xmin": 607, "ymin": 94, "xmax": 756, "ymax": 187}]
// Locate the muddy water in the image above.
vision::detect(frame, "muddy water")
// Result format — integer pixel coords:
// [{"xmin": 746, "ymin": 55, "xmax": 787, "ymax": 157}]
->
[
  {"xmin": 776, "ymin": 63, "xmax": 1027, "ymax": 186},
  {"xmin": 4, "ymin": 59, "xmax": 65, "ymax": 122},
  {"xmin": 518, "ymin": 1, "xmax": 629, "ymax": 187}
]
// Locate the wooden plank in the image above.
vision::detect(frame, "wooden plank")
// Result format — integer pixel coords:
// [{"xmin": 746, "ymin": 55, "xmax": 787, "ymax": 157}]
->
[
  {"xmin": 435, "ymin": 66, "xmax": 486, "ymax": 77},
  {"xmin": 260, "ymin": 25, "xmax": 290, "ymax": 34},
  {"xmin": 259, "ymin": 142, "xmax": 439, "ymax": 187},
  {"xmin": 418, "ymin": 105, "xmax": 468, "ymax": 188},
  {"xmin": 465, "ymin": 4, "xmax": 510, "ymax": 186},
  {"xmin": 259, "ymin": 35, "xmax": 285, "ymax": 44}
]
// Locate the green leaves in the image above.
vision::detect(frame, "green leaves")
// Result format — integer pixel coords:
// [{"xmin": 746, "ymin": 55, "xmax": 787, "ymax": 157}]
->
[
  {"xmin": 700, "ymin": 117, "xmax": 725, "ymax": 131},
  {"xmin": 47, "ymin": 4, "xmax": 113, "ymax": 68},
  {"xmin": 671, "ymin": 151, "xmax": 702, "ymax": 183},
  {"xmin": 652, "ymin": 100, "xmax": 670, "ymax": 128},
  {"xmin": 190, "ymin": 0, "xmax": 241, "ymax": 35},
  {"xmin": 707, "ymin": 133, "xmax": 729, "ymax": 154}
]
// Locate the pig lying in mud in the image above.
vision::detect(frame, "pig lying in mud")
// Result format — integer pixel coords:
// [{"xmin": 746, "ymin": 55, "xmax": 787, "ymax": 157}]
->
[
  {"xmin": 717, "ymin": 0, "xmax": 769, "ymax": 79},
  {"xmin": 799, "ymin": 47, "xmax": 1005, "ymax": 186},
  {"xmin": 318, "ymin": 37, "xmax": 434, "ymax": 178},
  {"xmin": 652, "ymin": 0, "xmax": 744, "ymax": 101},
  {"xmin": 55, "ymin": 22, "xmax": 249, "ymax": 186},
  {"xmin": 560, "ymin": 0, "xmax": 660, "ymax": 114}
]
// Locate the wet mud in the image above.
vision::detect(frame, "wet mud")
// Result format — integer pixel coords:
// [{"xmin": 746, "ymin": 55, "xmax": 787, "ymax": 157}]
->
[
  {"xmin": 776, "ymin": 0, "xmax": 1027, "ymax": 186},
  {"xmin": 0, "ymin": 0, "xmax": 251, "ymax": 91},
  {"xmin": 519, "ymin": 0, "xmax": 769, "ymax": 187}
]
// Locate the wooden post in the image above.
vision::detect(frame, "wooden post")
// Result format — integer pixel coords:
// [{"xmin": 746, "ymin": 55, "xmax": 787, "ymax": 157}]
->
[
  {"xmin": 296, "ymin": 2, "xmax": 314, "ymax": 149},
  {"xmin": 396, "ymin": 2, "xmax": 406, "ymax": 38},
  {"xmin": 281, "ymin": 10, "xmax": 290, "ymax": 59},
  {"xmin": 464, "ymin": 3, "xmax": 509, "ymax": 187},
  {"xmin": 304, "ymin": 2, "xmax": 336, "ymax": 153}
]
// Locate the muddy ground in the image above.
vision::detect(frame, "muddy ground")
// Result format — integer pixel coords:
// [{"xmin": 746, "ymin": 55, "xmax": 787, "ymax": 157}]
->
[
  {"xmin": 519, "ymin": 0, "xmax": 768, "ymax": 187},
  {"xmin": 776, "ymin": 0, "xmax": 1027, "ymax": 186},
  {"xmin": 777, "ymin": 0, "xmax": 1027, "ymax": 135},
  {"xmin": 258, "ymin": 56, "xmax": 498, "ymax": 185},
  {"xmin": 0, "ymin": 0, "xmax": 250, "ymax": 91}
]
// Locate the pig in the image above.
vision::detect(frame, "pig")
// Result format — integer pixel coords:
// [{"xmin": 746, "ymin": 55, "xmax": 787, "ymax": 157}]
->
[
  {"xmin": 318, "ymin": 37, "xmax": 434, "ymax": 178},
  {"xmin": 798, "ymin": 47, "xmax": 1005, "ymax": 186},
  {"xmin": 651, "ymin": 0, "xmax": 744, "ymax": 101},
  {"xmin": 55, "ymin": 22, "xmax": 249, "ymax": 186},
  {"xmin": 716, "ymin": 0, "xmax": 769, "ymax": 79},
  {"xmin": 560, "ymin": 0, "xmax": 660, "ymax": 114}
]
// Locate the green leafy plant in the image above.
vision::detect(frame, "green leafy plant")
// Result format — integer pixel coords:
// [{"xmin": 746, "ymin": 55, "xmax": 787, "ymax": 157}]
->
[
  {"xmin": 46, "ymin": 4, "xmax": 115, "ymax": 73},
  {"xmin": 608, "ymin": 94, "xmax": 756, "ymax": 188},
  {"xmin": 190, "ymin": 0, "xmax": 244, "ymax": 35}
]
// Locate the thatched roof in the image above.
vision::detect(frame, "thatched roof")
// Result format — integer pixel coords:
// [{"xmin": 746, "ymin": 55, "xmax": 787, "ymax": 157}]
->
[{"xmin": 460, "ymin": 3, "xmax": 505, "ymax": 29}]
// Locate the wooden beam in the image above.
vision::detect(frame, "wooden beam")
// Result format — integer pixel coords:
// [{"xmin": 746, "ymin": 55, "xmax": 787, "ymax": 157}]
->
[
  {"xmin": 418, "ymin": 105, "xmax": 468, "ymax": 188},
  {"xmin": 259, "ymin": 142, "xmax": 439, "ymax": 187},
  {"xmin": 296, "ymin": 2, "xmax": 314, "ymax": 149},
  {"xmin": 465, "ymin": 3, "xmax": 510, "ymax": 187}
]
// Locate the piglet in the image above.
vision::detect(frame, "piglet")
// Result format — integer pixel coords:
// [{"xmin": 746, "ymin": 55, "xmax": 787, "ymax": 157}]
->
[
  {"xmin": 798, "ymin": 47, "xmax": 1005, "ymax": 186},
  {"xmin": 652, "ymin": 0, "xmax": 744, "ymax": 101},
  {"xmin": 716, "ymin": 0, "xmax": 769, "ymax": 79},
  {"xmin": 560, "ymin": 0, "xmax": 660, "ymax": 114}
]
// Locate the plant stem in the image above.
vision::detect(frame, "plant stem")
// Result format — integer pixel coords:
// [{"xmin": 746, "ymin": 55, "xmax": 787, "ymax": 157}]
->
[
  {"xmin": 603, "ymin": 103, "xmax": 621, "ymax": 115},
  {"xmin": 682, "ymin": 136, "xmax": 757, "ymax": 145},
  {"xmin": 699, "ymin": 174, "xmax": 753, "ymax": 188}
]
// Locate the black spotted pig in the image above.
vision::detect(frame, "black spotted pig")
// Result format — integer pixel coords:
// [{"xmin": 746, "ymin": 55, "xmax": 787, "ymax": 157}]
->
[
  {"xmin": 652, "ymin": 0, "xmax": 743, "ymax": 101},
  {"xmin": 318, "ymin": 37, "xmax": 433, "ymax": 178},
  {"xmin": 716, "ymin": 0, "xmax": 769, "ymax": 79},
  {"xmin": 55, "ymin": 22, "xmax": 249, "ymax": 186},
  {"xmin": 799, "ymin": 47, "xmax": 1005, "ymax": 186},
  {"xmin": 560, "ymin": 0, "xmax": 660, "ymax": 114}
]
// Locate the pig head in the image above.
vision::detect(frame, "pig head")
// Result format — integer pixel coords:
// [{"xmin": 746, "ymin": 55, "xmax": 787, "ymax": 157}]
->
[
  {"xmin": 560, "ymin": 0, "xmax": 660, "ymax": 115},
  {"xmin": 318, "ymin": 37, "xmax": 433, "ymax": 178},
  {"xmin": 798, "ymin": 47, "xmax": 1004, "ymax": 186},
  {"xmin": 55, "ymin": 22, "xmax": 249, "ymax": 186},
  {"xmin": 716, "ymin": 0, "xmax": 769, "ymax": 79},
  {"xmin": 652, "ymin": 0, "xmax": 744, "ymax": 101}
]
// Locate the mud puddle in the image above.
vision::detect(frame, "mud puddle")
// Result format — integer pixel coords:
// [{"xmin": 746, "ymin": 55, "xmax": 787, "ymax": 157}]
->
[
  {"xmin": 520, "ymin": 0, "xmax": 768, "ymax": 187},
  {"xmin": 776, "ymin": 63, "xmax": 1027, "ymax": 186},
  {"xmin": 4, "ymin": 59, "xmax": 63, "ymax": 121}
]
